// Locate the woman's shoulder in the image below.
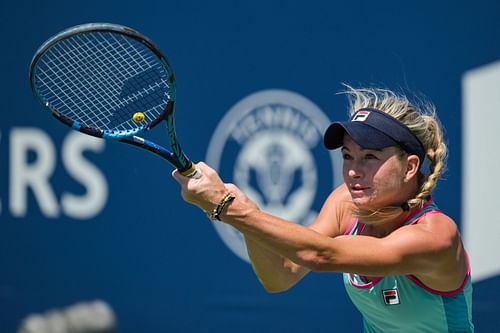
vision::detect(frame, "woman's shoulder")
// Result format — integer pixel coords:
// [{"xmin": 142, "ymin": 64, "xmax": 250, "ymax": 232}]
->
[
  {"xmin": 408, "ymin": 208, "xmax": 468, "ymax": 292},
  {"xmin": 417, "ymin": 209, "xmax": 458, "ymax": 232},
  {"xmin": 328, "ymin": 183, "xmax": 352, "ymax": 202},
  {"xmin": 311, "ymin": 184, "xmax": 354, "ymax": 237},
  {"xmin": 411, "ymin": 209, "xmax": 461, "ymax": 247}
]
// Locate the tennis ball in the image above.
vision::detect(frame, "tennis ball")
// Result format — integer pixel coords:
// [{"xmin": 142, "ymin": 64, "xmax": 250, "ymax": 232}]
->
[{"xmin": 132, "ymin": 112, "xmax": 145, "ymax": 122}]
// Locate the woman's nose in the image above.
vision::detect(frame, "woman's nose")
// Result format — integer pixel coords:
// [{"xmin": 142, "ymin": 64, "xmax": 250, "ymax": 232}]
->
[
  {"xmin": 348, "ymin": 169, "xmax": 357, "ymax": 178},
  {"xmin": 348, "ymin": 165, "xmax": 362, "ymax": 178}
]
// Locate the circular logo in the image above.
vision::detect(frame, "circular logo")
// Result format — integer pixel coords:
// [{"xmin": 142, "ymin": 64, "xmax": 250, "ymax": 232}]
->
[{"xmin": 206, "ymin": 90, "xmax": 342, "ymax": 262}]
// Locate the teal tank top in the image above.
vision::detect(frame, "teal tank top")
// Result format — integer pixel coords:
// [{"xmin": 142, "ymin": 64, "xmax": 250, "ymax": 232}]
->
[{"xmin": 343, "ymin": 200, "xmax": 474, "ymax": 332}]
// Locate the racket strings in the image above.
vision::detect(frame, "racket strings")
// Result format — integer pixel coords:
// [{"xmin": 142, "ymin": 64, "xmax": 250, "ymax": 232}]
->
[
  {"xmin": 88, "ymin": 33, "xmax": 171, "ymax": 127},
  {"xmin": 52, "ymin": 41, "xmax": 118, "ymax": 125},
  {"xmin": 34, "ymin": 30, "xmax": 172, "ymax": 132},
  {"xmin": 39, "ymin": 38, "xmax": 124, "ymax": 126},
  {"xmin": 36, "ymin": 50, "xmax": 91, "ymax": 122}
]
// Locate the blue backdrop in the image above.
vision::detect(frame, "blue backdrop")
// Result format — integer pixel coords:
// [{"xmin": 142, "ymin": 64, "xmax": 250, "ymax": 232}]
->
[{"xmin": 1, "ymin": 0, "xmax": 499, "ymax": 332}]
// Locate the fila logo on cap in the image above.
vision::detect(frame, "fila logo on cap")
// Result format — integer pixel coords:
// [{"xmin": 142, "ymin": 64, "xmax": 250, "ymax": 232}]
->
[
  {"xmin": 383, "ymin": 289, "xmax": 401, "ymax": 305},
  {"xmin": 352, "ymin": 111, "xmax": 370, "ymax": 122}
]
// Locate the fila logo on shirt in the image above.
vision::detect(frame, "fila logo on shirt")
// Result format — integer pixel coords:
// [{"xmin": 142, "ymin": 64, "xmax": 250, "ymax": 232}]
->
[
  {"xmin": 383, "ymin": 289, "xmax": 401, "ymax": 305},
  {"xmin": 352, "ymin": 111, "xmax": 370, "ymax": 122}
]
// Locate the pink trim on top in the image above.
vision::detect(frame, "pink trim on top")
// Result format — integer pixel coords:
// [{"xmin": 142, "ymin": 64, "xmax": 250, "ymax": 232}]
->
[
  {"xmin": 403, "ymin": 198, "xmax": 435, "ymax": 225},
  {"xmin": 406, "ymin": 209, "xmax": 441, "ymax": 226},
  {"xmin": 406, "ymin": 252, "xmax": 472, "ymax": 296},
  {"xmin": 343, "ymin": 219, "xmax": 358, "ymax": 236},
  {"xmin": 346, "ymin": 199, "xmax": 469, "ymax": 293},
  {"xmin": 402, "ymin": 201, "xmax": 471, "ymax": 295},
  {"xmin": 348, "ymin": 275, "xmax": 383, "ymax": 288}
]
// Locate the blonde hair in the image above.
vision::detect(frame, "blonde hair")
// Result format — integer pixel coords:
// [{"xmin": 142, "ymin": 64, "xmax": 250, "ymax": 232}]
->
[{"xmin": 341, "ymin": 85, "xmax": 448, "ymax": 222}]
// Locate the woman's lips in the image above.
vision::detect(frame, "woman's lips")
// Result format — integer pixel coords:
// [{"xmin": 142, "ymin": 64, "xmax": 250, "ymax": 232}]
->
[{"xmin": 350, "ymin": 185, "xmax": 369, "ymax": 194}]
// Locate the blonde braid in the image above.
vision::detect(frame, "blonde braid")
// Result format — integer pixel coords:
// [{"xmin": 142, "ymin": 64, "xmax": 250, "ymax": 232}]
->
[{"xmin": 409, "ymin": 115, "xmax": 448, "ymax": 207}]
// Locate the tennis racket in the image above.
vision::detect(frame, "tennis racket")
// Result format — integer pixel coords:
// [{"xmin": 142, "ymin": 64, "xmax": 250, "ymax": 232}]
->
[{"xmin": 29, "ymin": 22, "xmax": 200, "ymax": 177}]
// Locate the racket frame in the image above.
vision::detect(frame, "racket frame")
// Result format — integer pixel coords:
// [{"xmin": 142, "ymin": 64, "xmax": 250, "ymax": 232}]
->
[{"xmin": 29, "ymin": 23, "xmax": 196, "ymax": 176}]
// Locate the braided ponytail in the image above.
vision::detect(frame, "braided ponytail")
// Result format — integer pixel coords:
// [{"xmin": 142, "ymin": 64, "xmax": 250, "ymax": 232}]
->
[{"xmin": 409, "ymin": 114, "xmax": 448, "ymax": 207}]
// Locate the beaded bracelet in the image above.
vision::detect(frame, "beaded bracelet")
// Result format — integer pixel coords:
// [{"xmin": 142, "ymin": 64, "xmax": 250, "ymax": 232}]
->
[{"xmin": 206, "ymin": 192, "xmax": 236, "ymax": 221}]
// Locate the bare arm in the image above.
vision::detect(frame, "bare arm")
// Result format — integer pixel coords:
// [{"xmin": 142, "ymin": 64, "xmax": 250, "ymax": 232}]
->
[
  {"xmin": 230, "ymin": 184, "xmax": 351, "ymax": 293},
  {"xmin": 228, "ymin": 198, "xmax": 466, "ymax": 291},
  {"xmin": 244, "ymin": 236, "xmax": 309, "ymax": 292},
  {"xmin": 216, "ymin": 183, "xmax": 308, "ymax": 293},
  {"xmin": 173, "ymin": 163, "xmax": 466, "ymax": 292}
]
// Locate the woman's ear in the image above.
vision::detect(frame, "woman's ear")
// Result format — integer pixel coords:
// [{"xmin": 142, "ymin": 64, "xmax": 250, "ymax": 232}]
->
[{"xmin": 404, "ymin": 155, "xmax": 420, "ymax": 182}]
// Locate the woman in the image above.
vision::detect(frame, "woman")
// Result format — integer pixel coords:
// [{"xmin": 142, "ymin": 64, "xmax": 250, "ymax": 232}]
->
[{"xmin": 173, "ymin": 86, "xmax": 473, "ymax": 332}]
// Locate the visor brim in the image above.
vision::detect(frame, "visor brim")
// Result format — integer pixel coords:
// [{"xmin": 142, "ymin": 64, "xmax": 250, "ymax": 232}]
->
[{"xmin": 324, "ymin": 121, "xmax": 398, "ymax": 150}]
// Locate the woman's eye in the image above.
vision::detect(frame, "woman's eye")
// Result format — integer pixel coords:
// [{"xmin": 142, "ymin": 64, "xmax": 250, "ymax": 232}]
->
[
  {"xmin": 342, "ymin": 153, "xmax": 352, "ymax": 160},
  {"xmin": 365, "ymin": 154, "xmax": 378, "ymax": 160}
]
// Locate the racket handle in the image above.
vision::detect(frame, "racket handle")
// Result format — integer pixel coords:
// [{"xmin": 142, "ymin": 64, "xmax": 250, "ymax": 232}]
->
[{"xmin": 180, "ymin": 163, "xmax": 202, "ymax": 178}]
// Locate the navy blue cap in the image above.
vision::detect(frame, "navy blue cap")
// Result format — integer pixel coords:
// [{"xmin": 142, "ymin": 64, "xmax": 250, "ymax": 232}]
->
[{"xmin": 324, "ymin": 108, "xmax": 425, "ymax": 164}]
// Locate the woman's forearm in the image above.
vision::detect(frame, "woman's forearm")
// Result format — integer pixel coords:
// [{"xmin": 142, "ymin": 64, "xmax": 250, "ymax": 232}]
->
[
  {"xmin": 224, "ymin": 201, "xmax": 337, "ymax": 272},
  {"xmin": 244, "ymin": 235, "xmax": 310, "ymax": 293}
]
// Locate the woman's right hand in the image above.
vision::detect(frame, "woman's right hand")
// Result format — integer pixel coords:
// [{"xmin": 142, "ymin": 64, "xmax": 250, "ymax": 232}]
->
[{"xmin": 172, "ymin": 162, "xmax": 228, "ymax": 213}]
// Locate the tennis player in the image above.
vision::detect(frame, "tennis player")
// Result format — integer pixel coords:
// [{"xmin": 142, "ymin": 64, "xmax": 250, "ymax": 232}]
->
[{"xmin": 173, "ymin": 86, "xmax": 473, "ymax": 332}]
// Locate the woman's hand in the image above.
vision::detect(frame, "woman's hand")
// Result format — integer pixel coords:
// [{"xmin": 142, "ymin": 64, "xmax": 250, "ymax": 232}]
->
[
  {"xmin": 172, "ymin": 162, "xmax": 260, "ymax": 221},
  {"xmin": 172, "ymin": 162, "xmax": 228, "ymax": 212}
]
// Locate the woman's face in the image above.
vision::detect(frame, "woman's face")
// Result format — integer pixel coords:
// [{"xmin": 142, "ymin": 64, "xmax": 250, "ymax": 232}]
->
[{"xmin": 342, "ymin": 135, "xmax": 411, "ymax": 210}]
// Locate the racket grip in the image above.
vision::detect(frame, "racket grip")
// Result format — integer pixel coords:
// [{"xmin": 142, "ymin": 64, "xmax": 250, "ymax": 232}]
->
[{"xmin": 180, "ymin": 163, "xmax": 202, "ymax": 178}]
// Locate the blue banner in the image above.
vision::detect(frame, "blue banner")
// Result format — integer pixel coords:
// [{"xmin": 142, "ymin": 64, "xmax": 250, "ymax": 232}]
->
[{"xmin": 1, "ymin": 0, "xmax": 499, "ymax": 332}]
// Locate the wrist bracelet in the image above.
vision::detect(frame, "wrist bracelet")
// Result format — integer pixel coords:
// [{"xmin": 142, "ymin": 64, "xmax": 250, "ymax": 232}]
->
[{"xmin": 207, "ymin": 192, "xmax": 236, "ymax": 221}]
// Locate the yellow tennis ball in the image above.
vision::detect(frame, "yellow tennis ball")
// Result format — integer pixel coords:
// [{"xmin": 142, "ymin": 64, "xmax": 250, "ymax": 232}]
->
[{"xmin": 132, "ymin": 112, "xmax": 145, "ymax": 122}]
